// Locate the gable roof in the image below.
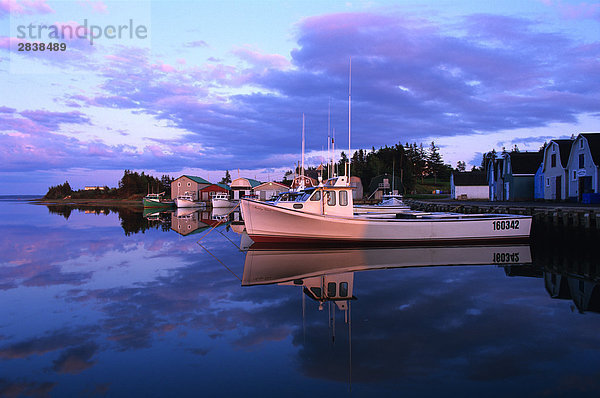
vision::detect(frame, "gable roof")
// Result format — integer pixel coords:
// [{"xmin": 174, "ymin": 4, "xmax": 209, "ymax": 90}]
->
[
  {"xmin": 247, "ymin": 178, "xmax": 262, "ymax": 188},
  {"xmin": 199, "ymin": 183, "xmax": 230, "ymax": 191},
  {"xmin": 581, "ymin": 133, "xmax": 600, "ymax": 166},
  {"xmin": 507, "ymin": 152, "xmax": 543, "ymax": 175},
  {"xmin": 231, "ymin": 177, "xmax": 262, "ymax": 188},
  {"xmin": 552, "ymin": 139, "xmax": 574, "ymax": 168},
  {"xmin": 254, "ymin": 181, "xmax": 289, "ymax": 190},
  {"xmin": 176, "ymin": 175, "xmax": 210, "ymax": 184},
  {"xmin": 452, "ymin": 172, "xmax": 487, "ymax": 186}
]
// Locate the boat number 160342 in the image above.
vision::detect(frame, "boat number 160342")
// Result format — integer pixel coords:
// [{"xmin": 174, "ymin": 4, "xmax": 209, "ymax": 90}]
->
[{"xmin": 492, "ymin": 220, "xmax": 519, "ymax": 230}]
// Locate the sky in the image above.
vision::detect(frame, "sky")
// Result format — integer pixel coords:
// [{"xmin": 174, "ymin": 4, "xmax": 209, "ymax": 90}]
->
[{"xmin": 1, "ymin": 0, "xmax": 599, "ymax": 194}]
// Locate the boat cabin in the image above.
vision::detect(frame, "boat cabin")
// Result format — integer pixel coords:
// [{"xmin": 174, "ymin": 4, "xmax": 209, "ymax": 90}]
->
[{"xmin": 272, "ymin": 176, "xmax": 354, "ymax": 217}]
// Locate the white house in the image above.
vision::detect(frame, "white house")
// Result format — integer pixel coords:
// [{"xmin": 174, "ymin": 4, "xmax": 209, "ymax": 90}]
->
[
  {"xmin": 542, "ymin": 139, "xmax": 574, "ymax": 200},
  {"xmin": 566, "ymin": 133, "xmax": 600, "ymax": 201},
  {"xmin": 230, "ymin": 177, "xmax": 262, "ymax": 200},
  {"xmin": 451, "ymin": 172, "xmax": 489, "ymax": 200}
]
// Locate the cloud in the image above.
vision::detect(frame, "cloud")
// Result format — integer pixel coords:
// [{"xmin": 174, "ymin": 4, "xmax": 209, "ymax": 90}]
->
[
  {"xmin": 0, "ymin": 0, "xmax": 53, "ymax": 17},
  {"xmin": 52, "ymin": 343, "xmax": 99, "ymax": 374},
  {"xmin": 184, "ymin": 40, "xmax": 208, "ymax": 48}
]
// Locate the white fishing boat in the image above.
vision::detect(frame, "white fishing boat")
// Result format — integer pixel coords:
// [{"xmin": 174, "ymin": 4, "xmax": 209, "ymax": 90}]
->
[
  {"xmin": 174, "ymin": 192, "xmax": 205, "ymax": 208},
  {"xmin": 354, "ymin": 194, "xmax": 411, "ymax": 214},
  {"xmin": 211, "ymin": 192, "xmax": 236, "ymax": 208},
  {"xmin": 240, "ymin": 176, "xmax": 532, "ymax": 244}
]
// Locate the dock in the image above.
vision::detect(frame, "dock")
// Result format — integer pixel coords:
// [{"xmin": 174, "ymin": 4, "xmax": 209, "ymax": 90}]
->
[{"xmin": 405, "ymin": 199, "xmax": 600, "ymax": 229}]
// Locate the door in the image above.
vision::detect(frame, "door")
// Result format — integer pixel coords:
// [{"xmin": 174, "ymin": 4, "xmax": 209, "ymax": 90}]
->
[
  {"xmin": 555, "ymin": 176, "xmax": 561, "ymax": 200},
  {"xmin": 579, "ymin": 176, "xmax": 593, "ymax": 201}
]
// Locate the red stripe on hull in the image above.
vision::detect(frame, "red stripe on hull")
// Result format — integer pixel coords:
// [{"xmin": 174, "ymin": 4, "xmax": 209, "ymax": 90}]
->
[{"xmin": 248, "ymin": 234, "xmax": 530, "ymax": 247}]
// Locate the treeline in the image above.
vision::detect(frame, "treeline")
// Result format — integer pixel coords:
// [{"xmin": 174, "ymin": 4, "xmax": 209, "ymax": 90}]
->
[
  {"xmin": 289, "ymin": 141, "xmax": 452, "ymax": 193},
  {"xmin": 43, "ymin": 170, "xmax": 174, "ymax": 200}
]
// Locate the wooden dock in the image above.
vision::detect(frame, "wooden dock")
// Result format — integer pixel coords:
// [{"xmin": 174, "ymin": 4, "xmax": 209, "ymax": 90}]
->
[{"xmin": 405, "ymin": 200, "xmax": 600, "ymax": 229}]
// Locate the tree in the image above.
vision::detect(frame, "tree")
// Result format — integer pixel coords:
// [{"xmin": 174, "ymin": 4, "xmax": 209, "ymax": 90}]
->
[
  {"xmin": 427, "ymin": 141, "xmax": 444, "ymax": 183},
  {"xmin": 44, "ymin": 181, "xmax": 73, "ymax": 199},
  {"xmin": 220, "ymin": 170, "xmax": 232, "ymax": 185},
  {"xmin": 456, "ymin": 161, "xmax": 466, "ymax": 172}
]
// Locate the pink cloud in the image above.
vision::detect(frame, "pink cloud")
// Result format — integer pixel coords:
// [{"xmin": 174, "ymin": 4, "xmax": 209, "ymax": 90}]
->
[
  {"xmin": 77, "ymin": 0, "xmax": 108, "ymax": 14},
  {"xmin": 156, "ymin": 63, "xmax": 176, "ymax": 73},
  {"xmin": 0, "ymin": 0, "xmax": 53, "ymax": 16},
  {"xmin": 232, "ymin": 45, "xmax": 291, "ymax": 70},
  {"xmin": 0, "ymin": 36, "xmax": 26, "ymax": 50}
]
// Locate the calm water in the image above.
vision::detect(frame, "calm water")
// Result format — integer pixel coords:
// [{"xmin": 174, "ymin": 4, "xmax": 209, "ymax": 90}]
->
[{"xmin": 1, "ymin": 199, "xmax": 600, "ymax": 397}]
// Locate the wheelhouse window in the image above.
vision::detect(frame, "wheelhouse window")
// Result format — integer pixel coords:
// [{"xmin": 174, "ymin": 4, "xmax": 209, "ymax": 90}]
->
[
  {"xmin": 327, "ymin": 191, "xmax": 336, "ymax": 206},
  {"xmin": 310, "ymin": 190, "xmax": 322, "ymax": 201},
  {"xmin": 327, "ymin": 282, "xmax": 336, "ymax": 297},
  {"xmin": 339, "ymin": 282, "xmax": 349, "ymax": 297},
  {"xmin": 339, "ymin": 190, "xmax": 348, "ymax": 206}
]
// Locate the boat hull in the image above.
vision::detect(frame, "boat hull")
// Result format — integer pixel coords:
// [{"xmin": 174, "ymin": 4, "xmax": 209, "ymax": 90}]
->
[
  {"xmin": 143, "ymin": 198, "xmax": 174, "ymax": 208},
  {"xmin": 241, "ymin": 199, "xmax": 532, "ymax": 244},
  {"xmin": 212, "ymin": 198, "xmax": 236, "ymax": 208},
  {"xmin": 174, "ymin": 198, "xmax": 205, "ymax": 208}
]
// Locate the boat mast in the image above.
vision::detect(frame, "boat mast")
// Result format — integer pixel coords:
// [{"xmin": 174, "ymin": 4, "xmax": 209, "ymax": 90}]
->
[
  {"xmin": 348, "ymin": 57, "xmax": 351, "ymax": 180},
  {"xmin": 328, "ymin": 98, "xmax": 331, "ymax": 179},
  {"xmin": 301, "ymin": 113, "xmax": 305, "ymax": 187}
]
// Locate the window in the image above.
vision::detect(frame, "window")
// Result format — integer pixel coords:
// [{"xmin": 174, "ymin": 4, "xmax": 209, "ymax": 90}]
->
[
  {"xmin": 327, "ymin": 282, "xmax": 336, "ymax": 297},
  {"xmin": 339, "ymin": 282, "xmax": 348, "ymax": 297},
  {"xmin": 546, "ymin": 178, "xmax": 550, "ymax": 187},
  {"xmin": 551, "ymin": 154, "xmax": 556, "ymax": 168},
  {"xmin": 580, "ymin": 140, "xmax": 584, "ymax": 148},
  {"xmin": 327, "ymin": 191, "xmax": 336, "ymax": 206},
  {"xmin": 573, "ymin": 170, "xmax": 577, "ymax": 181},
  {"xmin": 187, "ymin": 182, "xmax": 191, "ymax": 187},
  {"xmin": 178, "ymin": 182, "xmax": 181, "ymax": 187},
  {"xmin": 310, "ymin": 190, "xmax": 322, "ymax": 201},
  {"xmin": 579, "ymin": 154, "xmax": 585, "ymax": 169},
  {"xmin": 339, "ymin": 191, "xmax": 348, "ymax": 206}
]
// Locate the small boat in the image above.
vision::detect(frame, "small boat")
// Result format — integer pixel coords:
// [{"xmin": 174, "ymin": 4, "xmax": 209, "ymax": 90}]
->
[
  {"xmin": 354, "ymin": 193, "xmax": 411, "ymax": 214},
  {"xmin": 174, "ymin": 192, "xmax": 205, "ymax": 208},
  {"xmin": 211, "ymin": 192, "xmax": 236, "ymax": 208},
  {"xmin": 143, "ymin": 192, "xmax": 174, "ymax": 208},
  {"xmin": 240, "ymin": 176, "xmax": 532, "ymax": 244}
]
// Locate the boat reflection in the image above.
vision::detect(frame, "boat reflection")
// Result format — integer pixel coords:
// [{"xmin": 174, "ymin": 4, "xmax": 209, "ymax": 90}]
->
[{"xmin": 242, "ymin": 244, "xmax": 532, "ymax": 309}]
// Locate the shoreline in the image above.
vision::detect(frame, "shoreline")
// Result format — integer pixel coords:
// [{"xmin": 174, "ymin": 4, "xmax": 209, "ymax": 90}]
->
[{"xmin": 29, "ymin": 198, "xmax": 144, "ymax": 208}]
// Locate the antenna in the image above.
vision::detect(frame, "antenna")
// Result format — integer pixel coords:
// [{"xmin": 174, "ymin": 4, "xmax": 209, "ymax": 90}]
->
[
  {"xmin": 328, "ymin": 98, "xmax": 331, "ymax": 179},
  {"xmin": 348, "ymin": 57, "xmax": 352, "ymax": 180},
  {"xmin": 302, "ymin": 113, "xmax": 305, "ymax": 178}
]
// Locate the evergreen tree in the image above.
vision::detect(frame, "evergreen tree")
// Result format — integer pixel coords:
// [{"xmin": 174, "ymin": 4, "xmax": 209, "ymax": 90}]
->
[{"xmin": 220, "ymin": 170, "xmax": 232, "ymax": 185}]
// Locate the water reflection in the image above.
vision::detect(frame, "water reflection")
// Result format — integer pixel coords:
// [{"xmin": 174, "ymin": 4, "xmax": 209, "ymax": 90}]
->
[{"xmin": 3, "ymin": 204, "xmax": 600, "ymax": 396}]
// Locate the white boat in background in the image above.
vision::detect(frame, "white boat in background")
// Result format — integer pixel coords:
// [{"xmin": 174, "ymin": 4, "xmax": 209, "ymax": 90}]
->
[
  {"xmin": 174, "ymin": 192, "xmax": 205, "ymax": 208},
  {"xmin": 354, "ymin": 194, "xmax": 411, "ymax": 214},
  {"xmin": 211, "ymin": 192, "xmax": 236, "ymax": 208},
  {"xmin": 241, "ymin": 176, "xmax": 532, "ymax": 244}
]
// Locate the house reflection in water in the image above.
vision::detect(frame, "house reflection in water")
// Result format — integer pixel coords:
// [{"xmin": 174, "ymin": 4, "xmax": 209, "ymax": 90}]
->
[
  {"xmin": 543, "ymin": 269, "xmax": 600, "ymax": 313},
  {"xmin": 170, "ymin": 209, "xmax": 210, "ymax": 236}
]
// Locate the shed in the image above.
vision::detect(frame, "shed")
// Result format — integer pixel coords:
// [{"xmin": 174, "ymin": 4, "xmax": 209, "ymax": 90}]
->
[
  {"xmin": 231, "ymin": 177, "xmax": 262, "ymax": 200},
  {"xmin": 254, "ymin": 181, "xmax": 289, "ymax": 201},
  {"xmin": 450, "ymin": 172, "xmax": 489, "ymax": 200},
  {"xmin": 349, "ymin": 176, "xmax": 364, "ymax": 200},
  {"xmin": 171, "ymin": 175, "xmax": 211, "ymax": 200},
  {"xmin": 291, "ymin": 175, "xmax": 318, "ymax": 190},
  {"xmin": 542, "ymin": 139, "xmax": 574, "ymax": 200},
  {"xmin": 502, "ymin": 152, "xmax": 543, "ymax": 201},
  {"xmin": 199, "ymin": 183, "xmax": 230, "ymax": 202},
  {"xmin": 566, "ymin": 133, "xmax": 600, "ymax": 201}
]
